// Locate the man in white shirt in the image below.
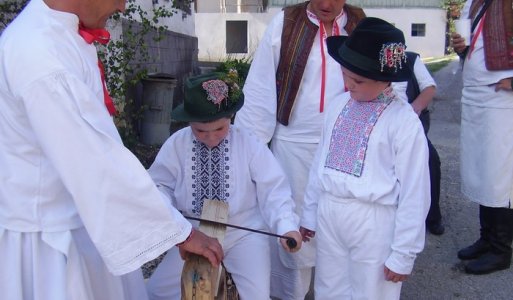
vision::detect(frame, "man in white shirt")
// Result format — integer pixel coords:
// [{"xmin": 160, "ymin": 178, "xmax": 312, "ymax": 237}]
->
[
  {"xmin": 0, "ymin": 0, "xmax": 222, "ymax": 299},
  {"xmin": 451, "ymin": 0, "xmax": 513, "ymax": 275},
  {"xmin": 235, "ymin": 0, "xmax": 365, "ymax": 298}
]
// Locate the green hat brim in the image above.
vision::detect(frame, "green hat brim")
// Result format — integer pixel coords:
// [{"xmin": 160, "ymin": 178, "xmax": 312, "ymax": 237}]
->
[{"xmin": 171, "ymin": 94, "xmax": 244, "ymax": 122}]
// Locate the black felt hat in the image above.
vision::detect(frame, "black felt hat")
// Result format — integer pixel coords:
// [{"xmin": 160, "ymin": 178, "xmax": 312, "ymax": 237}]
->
[
  {"xmin": 327, "ymin": 17, "xmax": 411, "ymax": 82},
  {"xmin": 171, "ymin": 72, "xmax": 244, "ymax": 122}
]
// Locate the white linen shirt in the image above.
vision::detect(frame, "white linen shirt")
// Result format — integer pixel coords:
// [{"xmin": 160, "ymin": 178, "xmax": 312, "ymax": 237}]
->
[
  {"xmin": 301, "ymin": 91, "xmax": 430, "ymax": 274},
  {"xmin": 0, "ymin": 0, "xmax": 190, "ymax": 275},
  {"xmin": 148, "ymin": 125, "xmax": 299, "ymax": 237},
  {"xmin": 393, "ymin": 56, "xmax": 437, "ymax": 103},
  {"xmin": 460, "ymin": 0, "xmax": 513, "ymax": 106},
  {"xmin": 235, "ymin": 9, "xmax": 348, "ymax": 143}
]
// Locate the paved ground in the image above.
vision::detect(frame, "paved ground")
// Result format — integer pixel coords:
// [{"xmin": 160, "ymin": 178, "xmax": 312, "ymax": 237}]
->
[
  {"xmin": 303, "ymin": 59, "xmax": 513, "ymax": 300},
  {"xmin": 399, "ymin": 59, "xmax": 513, "ymax": 299}
]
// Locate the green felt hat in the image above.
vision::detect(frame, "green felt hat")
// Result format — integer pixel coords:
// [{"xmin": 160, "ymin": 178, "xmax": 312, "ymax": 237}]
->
[{"xmin": 171, "ymin": 72, "xmax": 244, "ymax": 122}]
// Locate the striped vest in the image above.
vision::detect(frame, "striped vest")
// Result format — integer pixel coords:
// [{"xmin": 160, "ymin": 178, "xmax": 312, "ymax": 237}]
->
[
  {"xmin": 275, "ymin": 2, "xmax": 365, "ymax": 125},
  {"xmin": 470, "ymin": 0, "xmax": 513, "ymax": 70}
]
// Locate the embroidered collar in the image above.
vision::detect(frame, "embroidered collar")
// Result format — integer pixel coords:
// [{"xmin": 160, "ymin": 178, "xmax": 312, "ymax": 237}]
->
[
  {"xmin": 326, "ymin": 88, "xmax": 395, "ymax": 177},
  {"xmin": 374, "ymin": 86, "xmax": 397, "ymax": 103}
]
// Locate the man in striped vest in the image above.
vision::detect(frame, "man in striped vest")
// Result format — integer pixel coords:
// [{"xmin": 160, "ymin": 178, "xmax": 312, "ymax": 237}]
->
[{"xmin": 235, "ymin": 1, "xmax": 365, "ymax": 298}]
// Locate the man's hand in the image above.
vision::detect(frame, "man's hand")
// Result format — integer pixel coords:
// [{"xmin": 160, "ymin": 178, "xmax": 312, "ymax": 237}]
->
[
  {"xmin": 177, "ymin": 229, "xmax": 224, "ymax": 267},
  {"xmin": 493, "ymin": 77, "xmax": 513, "ymax": 92},
  {"xmin": 451, "ymin": 32, "xmax": 467, "ymax": 54},
  {"xmin": 299, "ymin": 226, "xmax": 316, "ymax": 242},
  {"xmin": 280, "ymin": 231, "xmax": 302, "ymax": 253},
  {"xmin": 384, "ymin": 266, "xmax": 408, "ymax": 283}
]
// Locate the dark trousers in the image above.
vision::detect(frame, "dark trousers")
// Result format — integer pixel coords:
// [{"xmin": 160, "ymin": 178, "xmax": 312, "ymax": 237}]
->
[
  {"xmin": 426, "ymin": 138, "xmax": 442, "ymax": 225},
  {"xmin": 420, "ymin": 111, "xmax": 442, "ymax": 225}
]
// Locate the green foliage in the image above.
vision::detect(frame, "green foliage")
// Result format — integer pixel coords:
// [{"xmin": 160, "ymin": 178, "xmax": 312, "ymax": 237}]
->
[
  {"xmin": 425, "ymin": 55, "xmax": 457, "ymax": 74},
  {"xmin": 214, "ymin": 58, "xmax": 252, "ymax": 87},
  {"xmin": 441, "ymin": 0, "xmax": 466, "ymax": 10},
  {"xmin": 0, "ymin": 0, "xmax": 193, "ymax": 151},
  {"xmin": 442, "ymin": 0, "xmax": 466, "ymax": 54},
  {"xmin": 100, "ymin": 0, "xmax": 193, "ymax": 150}
]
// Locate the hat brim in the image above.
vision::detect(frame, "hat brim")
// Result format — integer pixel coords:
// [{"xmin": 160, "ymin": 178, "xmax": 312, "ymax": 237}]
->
[
  {"xmin": 171, "ymin": 94, "xmax": 244, "ymax": 122},
  {"xmin": 327, "ymin": 36, "xmax": 411, "ymax": 82}
]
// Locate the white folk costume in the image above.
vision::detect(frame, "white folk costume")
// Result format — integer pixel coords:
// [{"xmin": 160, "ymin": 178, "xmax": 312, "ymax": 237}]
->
[
  {"xmin": 146, "ymin": 125, "xmax": 298, "ymax": 300},
  {"xmin": 0, "ymin": 0, "xmax": 191, "ymax": 299},
  {"xmin": 301, "ymin": 88, "xmax": 430, "ymax": 299},
  {"xmin": 459, "ymin": 0, "xmax": 513, "ymax": 208},
  {"xmin": 393, "ymin": 57, "xmax": 437, "ymax": 103},
  {"xmin": 301, "ymin": 18, "xmax": 430, "ymax": 299},
  {"xmin": 455, "ymin": 0, "xmax": 513, "ymax": 275},
  {"xmin": 234, "ymin": 3, "xmax": 364, "ymax": 298}
]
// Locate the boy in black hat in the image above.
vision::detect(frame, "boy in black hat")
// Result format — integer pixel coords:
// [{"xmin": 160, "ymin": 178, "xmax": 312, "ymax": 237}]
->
[
  {"xmin": 299, "ymin": 17, "xmax": 430, "ymax": 299},
  {"xmin": 145, "ymin": 71, "xmax": 302, "ymax": 300}
]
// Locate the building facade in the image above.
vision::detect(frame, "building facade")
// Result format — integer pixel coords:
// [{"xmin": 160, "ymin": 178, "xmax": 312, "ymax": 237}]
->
[{"xmin": 195, "ymin": 0, "xmax": 447, "ymax": 61}]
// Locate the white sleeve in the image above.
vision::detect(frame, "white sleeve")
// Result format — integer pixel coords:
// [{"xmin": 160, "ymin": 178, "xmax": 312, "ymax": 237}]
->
[
  {"xmin": 147, "ymin": 135, "xmax": 182, "ymax": 208},
  {"xmin": 250, "ymin": 140, "xmax": 299, "ymax": 235},
  {"xmin": 234, "ymin": 12, "xmax": 284, "ymax": 144},
  {"xmin": 300, "ymin": 141, "xmax": 323, "ymax": 232},
  {"xmin": 385, "ymin": 118, "xmax": 430, "ymax": 275},
  {"xmin": 22, "ymin": 73, "xmax": 191, "ymax": 275},
  {"xmin": 414, "ymin": 59, "xmax": 436, "ymax": 91}
]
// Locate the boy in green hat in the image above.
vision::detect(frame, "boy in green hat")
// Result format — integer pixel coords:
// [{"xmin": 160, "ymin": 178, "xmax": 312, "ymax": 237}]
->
[
  {"xmin": 145, "ymin": 71, "xmax": 302, "ymax": 300},
  {"xmin": 299, "ymin": 17, "xmax": 430, "ymax": 299}
]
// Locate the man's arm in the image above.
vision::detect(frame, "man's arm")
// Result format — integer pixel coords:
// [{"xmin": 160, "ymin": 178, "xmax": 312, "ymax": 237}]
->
[{"xmin": 234, "ymin": 12, "xmax": 284, "ymax": 144}]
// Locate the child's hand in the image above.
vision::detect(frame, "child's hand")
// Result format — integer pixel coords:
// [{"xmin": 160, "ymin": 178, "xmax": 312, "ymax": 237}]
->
[
  {"xmin": 280, "ymin": 231, "xmax": 302, "ymax": 253},
  {"xmin": 299, "ymin": 226, "xmax": 316, "ymax": 242},
  {"xmin": 384, "ymin": 266, "xmax": 408, "ymax": 283}
]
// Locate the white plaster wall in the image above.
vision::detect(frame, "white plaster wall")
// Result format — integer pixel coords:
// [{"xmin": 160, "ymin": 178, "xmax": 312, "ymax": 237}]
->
[
  {"xmin": 196, "ymin": 8, "xmax": 282, "ymax": 62},
  {"xmin": 365, "ymin": 8, "xmax": 447, "ymax": 58},
  {"xmin": 127, "ymin": 0, "xmax": 196, "ymax": 36},
  {"xmin": 195, "ymin": 7, "xmax": 447, "ymax": 61}
]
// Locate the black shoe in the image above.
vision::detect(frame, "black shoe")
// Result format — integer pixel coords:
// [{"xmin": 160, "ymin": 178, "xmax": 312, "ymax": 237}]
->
[
  {"xmin": 464, "ymin": 252, "xmax": 511, "ymax": 275},
  {"xmin": 427, "ymin": 221, "xmax": 445, "ymax": 235},
  {"xmin": 458, "ymin": 239, "xmax": 491, "ymax": 260}
]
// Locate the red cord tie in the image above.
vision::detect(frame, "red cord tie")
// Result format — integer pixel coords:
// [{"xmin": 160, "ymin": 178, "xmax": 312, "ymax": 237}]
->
[
  {"xmin": 78, "ymin": 24, "xmax": 117, "ymax": 116},
  {"xmin": 319, "ymin": 21, "xmax": 341, "ymax": 113},
  {"xmin": 467, "ymin": 13, "xmax": 485, "ymax": 61}
]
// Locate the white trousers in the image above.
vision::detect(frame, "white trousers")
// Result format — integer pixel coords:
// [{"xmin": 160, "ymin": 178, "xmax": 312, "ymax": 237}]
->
[
  {"xmin": 146, "ymin": 231, "xmax": 271, "ymax": 300},
  {"xmin": 315, "ymin": 197, "xmax": 402, "ymax": 300},
  {"xmin": 0, "ymin": 227, "xmax": 147, "ymax": 300},
  {"xmin": 270, "ymin": 139, "xmax": 316, "ymax": 299}
]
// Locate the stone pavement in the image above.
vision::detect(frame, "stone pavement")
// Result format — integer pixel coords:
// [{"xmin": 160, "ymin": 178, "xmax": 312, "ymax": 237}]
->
[
  {"xmin": 400, "ymin": 59, "xmax": 513, "ymax": 299},
  {"xmin": 303, "ymin": 59, "xmax": 513, "ymax": 300}
]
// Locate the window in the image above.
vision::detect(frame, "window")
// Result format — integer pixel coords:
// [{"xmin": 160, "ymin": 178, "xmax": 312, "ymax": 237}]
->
[
  {"xmin": 411, "ymin": 23, "xmax": 426, "ymax": 37},
  {"xmin": 226, "ymin": 21, "xmax": 248, "ymax": 54}
]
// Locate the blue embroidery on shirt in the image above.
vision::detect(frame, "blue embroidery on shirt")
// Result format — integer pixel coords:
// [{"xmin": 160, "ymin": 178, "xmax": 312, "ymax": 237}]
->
[{"xmin": 191, "ymin": 139, "xmax": 230, "ymax": 216}]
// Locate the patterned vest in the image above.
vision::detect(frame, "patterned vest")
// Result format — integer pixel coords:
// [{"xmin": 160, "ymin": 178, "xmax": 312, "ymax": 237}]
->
[
  {"xmin": 470, "ymin": 0, "xmax": 513, "ymax": 70},
  {"xmin": 275, "ymin": 1, "xmax": 365, "ymax": 125}
]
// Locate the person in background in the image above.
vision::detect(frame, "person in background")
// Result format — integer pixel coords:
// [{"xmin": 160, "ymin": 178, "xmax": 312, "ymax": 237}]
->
[
  {"xmin": 145, "ymin": 72, "xmax": 302, "ymax": 300},
  {"xmin": 0, "ymin": 0, "xmax": 222, "ymax": 299},
  {"xmin": 393, "ymin": 51, "xmax": 445, "ymax": 235},
  {"xmin": 300, "ymin": 17, "xmax": 430, "ymax": 299},
  {"xmin": 451, "ymin": 0, "xmax": 513, "ymax": 275},
  {"xmin": 234, "ymin": 0, "xmax": 365, "ymax": 298}
]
